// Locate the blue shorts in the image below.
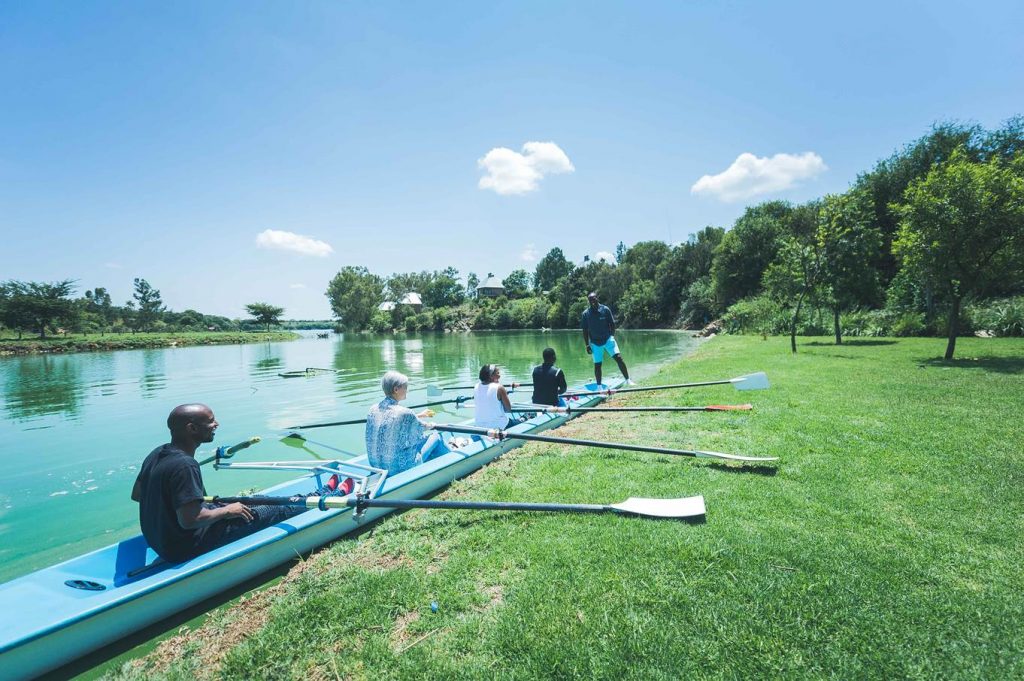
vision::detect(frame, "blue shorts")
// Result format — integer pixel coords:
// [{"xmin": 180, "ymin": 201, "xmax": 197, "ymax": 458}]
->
[{"xmin": 590, "ymin": 337, "xmax": 620, "ymax": 363}]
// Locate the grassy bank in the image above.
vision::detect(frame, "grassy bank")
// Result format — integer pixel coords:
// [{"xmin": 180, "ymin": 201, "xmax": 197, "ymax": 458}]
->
[
  {"xmin": 0, "ymin": 331, "xmax": 299, "ymax": 355},
  {"xmin": 111, "ymin": 336, "xmax": 1024, "ymax": 679}
]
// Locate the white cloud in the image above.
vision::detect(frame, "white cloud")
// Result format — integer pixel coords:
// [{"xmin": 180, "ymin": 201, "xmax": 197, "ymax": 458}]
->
[
  {"xmin": 520, "ymin": 244, "xmax": 538, "ymax": 262},
  {"xmin": 289, "ymin": 283, "xmax": 306, "ymax": 289},
  {"xmin": 690, "ymin": 152, "xmax": 827, "ymax": 202},
  {"xmin": 595, "ymin": 251, "xmax": 614, "ymax": 263},
  {"xmin": 478, "ymin": 141, "xmax": 575, "ymax": 195},
  {"xmin": 255, "ymin": 229, "xmax": 334, "ymax": 257}
]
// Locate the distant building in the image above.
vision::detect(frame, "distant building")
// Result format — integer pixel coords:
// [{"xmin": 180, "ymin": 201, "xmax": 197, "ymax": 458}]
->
[
  {"xmin": 476, "ymin": 274, "xmax": 505, "ymax": 299},
  {"xmin": 377, "ymin": 292, "xmax": 423, "ymax": 312}
]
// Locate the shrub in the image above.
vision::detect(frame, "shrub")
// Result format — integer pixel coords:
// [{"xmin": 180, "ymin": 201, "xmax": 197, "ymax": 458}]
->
[
  {"xmin": 721, "ymin": 295, "xmax": 787, "ymax": 337},
  {"xmin": 891, "ymin": 312, "xmax": 926, "ymax": 337}
]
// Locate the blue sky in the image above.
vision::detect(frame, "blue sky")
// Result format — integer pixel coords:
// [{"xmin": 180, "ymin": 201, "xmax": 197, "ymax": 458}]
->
[{"xmin": 2, "ymin": 1, "xmax": 1021, "ymax": 319}]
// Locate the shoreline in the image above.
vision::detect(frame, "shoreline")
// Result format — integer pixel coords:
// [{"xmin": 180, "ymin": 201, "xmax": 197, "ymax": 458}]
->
[{"xmin": 0, "ymin": 331, "xmax": 301, "ymax": 356}]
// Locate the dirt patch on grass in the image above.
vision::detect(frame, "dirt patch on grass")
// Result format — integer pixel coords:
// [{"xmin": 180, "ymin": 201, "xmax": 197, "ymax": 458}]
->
[
  {"xmin": 477, "ymin": 584, "xmax": 504, "ymax": 611},
  {"xmin": 350, "ymin": 549, "xmax": 413, "ymax": 571},
  {"xmin": 389, "ymin": 610, "xmax": 421, "ymax": 650}
]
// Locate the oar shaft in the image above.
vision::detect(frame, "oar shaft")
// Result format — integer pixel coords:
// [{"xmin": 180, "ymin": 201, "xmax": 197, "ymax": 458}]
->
[
  {"xmin": 288, "ymin": 397, "xmax": 467, "ymax": 430},
  {"xmin": 206, "ymin": 495, "xmax": 610, "ymax": 514},
  {"xmin": 565, "ymin": 379, "xmax": 730, "ymax": 397},
  {"xmin": 511, "ymin": 405, "xmax": 752, "ymax": 413},
  {"xmin": 429, "ymin": 424, "xmax": 776, "ymax": 462},
  {"xmin": 198, "ymin": 437, "xmax": 260, "ymax": 466}
]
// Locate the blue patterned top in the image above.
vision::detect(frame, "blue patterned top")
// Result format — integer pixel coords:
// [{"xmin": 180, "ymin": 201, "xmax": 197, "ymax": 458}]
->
[{"xmin": 365, "ymin": 397, "xmax": 429, "ymax": 475}]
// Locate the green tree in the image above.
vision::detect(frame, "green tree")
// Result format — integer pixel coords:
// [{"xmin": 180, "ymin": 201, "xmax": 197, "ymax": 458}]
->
[
  {"xmin": 466, "ymin": 272, "xmax": 480, "ymax": 299},
  {"xmin": 653, "ymin": 227, "xmax": 724, "ymax": 324},
  {"xmin": 132, "ymin": 278, "xmax": 165, "ymax": 332},
  {"xmin": 502, "ymin": 269, "xmax": 532, "ymax": 299},
  {"xmin": 619, "ymin": 241, "xmax": 670, "ymax": 283},
  {"xmin": 763, "ymin": 202, "xmax": 824, "ymax": 353},
  {"xmin": 533, "ymin": 247, "xmax": 574, "ymax": 293},
  {"xmin": 326, "ymin": 266, "xmax": 385, "ymax": 331},
  {"xmin": 1, "ymin": 280, "xmax": 79, "ymax": 338},
  {"xmin": 83, "ymin": 287, "xmax": 115, "ymax": 334},
  {"xmin": 421, "ymin": 267, "xmax": 465, "ymax": 308},
  {"xmin": 245, "ymin": 302, "xmax": 286, "ymax": 331},
  {"xmin": 894, "ymin": 149, "xmax": 1024, "ymax": 359},
  {"xmin": 817, "ymin": 191, "xmax": 883, "ymax": 344},
  {"xmin": 711, "ymin": 201, "xmax": 792, "ymax": 307},
  {"xmin": 619, "ymin": 280, "xmax": 659, "ymax": 327}
]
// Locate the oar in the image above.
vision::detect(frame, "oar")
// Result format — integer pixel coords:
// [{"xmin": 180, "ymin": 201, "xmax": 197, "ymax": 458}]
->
[
  {"xmin": 281, "ymin": 432, "xmax": 360, "ymax": 459},
  {"xmin": 510, "ymin": 403, "xmax": 754, "ymax": 413},
  {"xmin": 563, "ymin": 372, "xmax": 770, "ymax": 397},
  {"xmin": 426, "ymin": 383, "xmax": 529, "ymax": 397},
  {"xmin": 306, "ymin": 367, "xmax": 345, "ymax": 373},
  {"xmin": 428, "ymin": 424, "xmax": 778, "ymax": 463},
  {"xmin": 197, "ymin": 436, "xmax": 261, "ymax": 467},
  {"xmin": 203, "ymin": 493, "xmax": 706, "ymax": 519},
  {"xmin": 287, "ymin": 396, "xmax": 471, "ymax": 430}
]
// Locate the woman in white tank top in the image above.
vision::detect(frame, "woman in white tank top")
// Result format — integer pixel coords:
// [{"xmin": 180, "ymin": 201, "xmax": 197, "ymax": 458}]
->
[{"xmin": 473, "ymin": 364, "xmax": 517, "ymax": 430}]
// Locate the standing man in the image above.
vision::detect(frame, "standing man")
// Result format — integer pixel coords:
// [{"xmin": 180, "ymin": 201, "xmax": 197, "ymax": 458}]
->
[
  {"xmin": 581, "ymin": 291, "xmax": 630, "ymax": 386},
  {"xmin": 132, "ymin": 403, "xmax": 304, "ymax": 563},
  {"xmin": 531, "ymin": 347, "xmax": 568, "ymax": 406}
]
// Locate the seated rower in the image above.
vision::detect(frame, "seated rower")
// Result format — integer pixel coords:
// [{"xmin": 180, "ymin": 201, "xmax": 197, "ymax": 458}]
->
[
  {"xmin": 531, "ymin": 347, "xmax": 568, "ymax": 407},
  {"xmin": 365, "ymin": 370, "xmax": 450, "ymax": 475},
  {"xmin": 132, "ymin": 404, "xmax": 306, "ymax": 563},
  {"xmin": 474, "ymin": 364, "xmax": 519, "ymax": 430}
]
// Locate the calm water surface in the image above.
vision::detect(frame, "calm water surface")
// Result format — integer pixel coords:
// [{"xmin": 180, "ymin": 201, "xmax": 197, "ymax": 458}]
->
[{"xmin": 0, "ymin": 330, "xmax": 698, "ymax": 582}]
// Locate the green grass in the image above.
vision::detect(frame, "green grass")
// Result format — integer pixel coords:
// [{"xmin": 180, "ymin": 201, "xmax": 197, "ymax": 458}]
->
[
  {"xmin": 110, "ymin": 336, "xmax": 1024, "ymax": 680},
  {"xmin": 0, "ymin": 330, "xmax": 298, "ymax": 354}
]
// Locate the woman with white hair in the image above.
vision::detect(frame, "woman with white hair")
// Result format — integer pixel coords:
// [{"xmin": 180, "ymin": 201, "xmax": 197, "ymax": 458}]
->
[{"xmin": 365, "ymin": 370, "xmax": 450, "ymax": 475}]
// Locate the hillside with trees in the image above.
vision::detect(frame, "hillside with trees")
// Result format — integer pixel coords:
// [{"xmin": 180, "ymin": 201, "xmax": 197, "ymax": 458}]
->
[{"xmin": 324, "ymin": 118, "xmax": 1024, "ymax": 359}]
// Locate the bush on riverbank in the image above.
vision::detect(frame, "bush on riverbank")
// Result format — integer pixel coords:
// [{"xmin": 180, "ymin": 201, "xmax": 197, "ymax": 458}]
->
[{"xmin": 0, "ymin": 331, "xmax": 299, "ymax": 355}]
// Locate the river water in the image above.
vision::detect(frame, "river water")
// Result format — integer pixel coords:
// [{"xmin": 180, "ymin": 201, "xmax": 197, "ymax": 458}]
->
[{"xmin": 0, "ymin": 330, "xmax": 697, "ymax": 583}]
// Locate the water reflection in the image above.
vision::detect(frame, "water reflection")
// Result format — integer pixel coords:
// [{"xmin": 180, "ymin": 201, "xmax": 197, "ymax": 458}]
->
[
  {"xmin": 138, "ymin": 350, "xmax": 167, "ymax": 398},
  {"xmin": 2, "ymin": 354, "xmax": 85, "ymax": 422},
  {"xmin": 251, "ymin": 345, "xmax": 285, "ymax": 376}
]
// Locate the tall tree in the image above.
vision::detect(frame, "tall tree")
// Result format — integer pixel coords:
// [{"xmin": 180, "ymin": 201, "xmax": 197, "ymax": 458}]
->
[
  {"xmin": 894, "ymin": 149, "xmax": 1024, "ymax": 359},
  {"xmin": 653, "ymin": 226, "xmax": 725, "ymax": 324},
  {"xmin": 1, "ymin": 280, "xmax": 78, "ymax": 339},
  {"xmin": 466, "ymin": 272, "xmax": 480, "ymax": 299},
  {"xmin": 502, "ymin": 269, "xmax": 532, "ymax": 299},
  {"xmin": 245, "ymin": 302, "xmax": 286, "ymax": 331},
  {"xmin": 533, "ymin": 247, "xmax": 574, "ymax": 292},
  {"xmin": 817, "ymin": 191, "xmax": 883, "ymax": 343},
  {"xmin": 763, "ymin": 202, "xmax": 824, "ymax": 353},
  {"xmin": 421, "ymin": 267, "xmax": 465, "ymax": 308},
  {"xmin": 326, "ymin": 266, "xmax": 385, "ymax": 331},
  {"xmin": 711, "ymin": 201, "xmax": 792, "ymax": 307},
  {"xmin": 132, "ymin": 278, "xmax": 164, "ymax": 332}
]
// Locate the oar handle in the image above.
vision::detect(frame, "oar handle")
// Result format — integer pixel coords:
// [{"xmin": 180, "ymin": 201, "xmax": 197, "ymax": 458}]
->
[{"xmin": 198, "ymin": 436, "xmax": 261, "ymax": 466}]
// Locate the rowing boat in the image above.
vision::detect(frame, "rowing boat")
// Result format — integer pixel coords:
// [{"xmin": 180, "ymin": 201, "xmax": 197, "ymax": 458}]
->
[{"xmin": 0, "ymin": 380, "xmax": 622, "ymax": 680}]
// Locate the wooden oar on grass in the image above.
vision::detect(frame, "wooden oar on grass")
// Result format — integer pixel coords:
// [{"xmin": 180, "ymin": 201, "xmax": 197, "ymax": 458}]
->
[
  {"xmin": 429, "ymin": 423, "xmax": 778, "ymax": 463},
  {"xmin": 204, "ymin": 493, "xmax": 706, "ymax": 520},
  {"xmin": 563, "ymin": 371, "xmax": 770, "ymax": 398}
]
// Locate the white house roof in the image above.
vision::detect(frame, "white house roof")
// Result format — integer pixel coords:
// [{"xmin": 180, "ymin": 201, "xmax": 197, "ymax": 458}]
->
[
  {"xmin": 477, "ymin": 276, "xmax": 504, "ymax": 290},
  {"xmin": 378, "ymin": 292, "xmax": 422, "ymax": 311}
]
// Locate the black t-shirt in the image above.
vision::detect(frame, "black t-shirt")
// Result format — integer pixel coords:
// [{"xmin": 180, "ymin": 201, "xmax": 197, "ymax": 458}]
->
[
  {"xmin": 134, "ymin": 444, "xmax": 222, "ymax": 562},
  {"xmin": 532, "ymin": 363, "xmax": 567, "ymax": 406}
]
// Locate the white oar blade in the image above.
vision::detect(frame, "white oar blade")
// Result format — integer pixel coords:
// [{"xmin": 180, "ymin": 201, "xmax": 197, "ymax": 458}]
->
[
  {"xmin": 732, "ymin": 371, "xmax": 769, "ymax": 391},
  {"xmin": 426, "ymin": 384, "xmax": 444, "ymax": 398},
  {"xmin": 694, "ymin": 450, "xmax": 779, "ymax": 462},
  {"xmin": 610, "ymin": 495, "xmax": 706, "ymax": 519}
]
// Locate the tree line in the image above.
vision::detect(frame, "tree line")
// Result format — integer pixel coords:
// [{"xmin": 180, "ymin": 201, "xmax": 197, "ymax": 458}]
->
[
  {"xmin": 0, "ymin": 278, "xmax": 278, "ymax": 338},
  {"xmin": 327, "ymin": 118, "xmax": 1024, "ymax": 359}
]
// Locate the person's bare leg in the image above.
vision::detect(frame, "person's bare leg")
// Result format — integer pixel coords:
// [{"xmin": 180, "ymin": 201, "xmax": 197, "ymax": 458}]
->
[
  {"xmin": 613, "ymin": 354, "xmax": 629, "ymax": 380},
  {"xmin": 594, "ymin": 362, "xmax": 603, "ymax": 385}
]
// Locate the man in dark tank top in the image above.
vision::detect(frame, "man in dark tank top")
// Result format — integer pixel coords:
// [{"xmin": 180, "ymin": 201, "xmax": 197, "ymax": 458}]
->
[{"xmin": 531, "ymin": 347, "xmax": 568, "ymax": 406}]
